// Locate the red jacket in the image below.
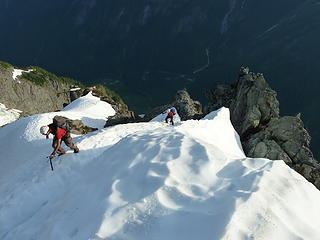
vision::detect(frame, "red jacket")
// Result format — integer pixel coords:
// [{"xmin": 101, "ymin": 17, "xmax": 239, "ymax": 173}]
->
[
  {"xmin": 49, "ymin": 124, "xmax": 67, "ymax": 140},
  {"xmin": 168, "ymin": 111, "xmax": 175, "ymax": 118}
]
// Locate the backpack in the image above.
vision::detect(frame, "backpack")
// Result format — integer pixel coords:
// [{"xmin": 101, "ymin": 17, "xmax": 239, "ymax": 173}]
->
[{"xmin": 53, "ymin": 115, "xmax": 72, "ymax": 132}]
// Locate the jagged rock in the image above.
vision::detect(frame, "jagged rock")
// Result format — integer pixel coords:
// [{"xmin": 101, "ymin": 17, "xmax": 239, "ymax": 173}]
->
[
  {"xmin": 144, "ymin": 89, "xmax": 202, "ymax": 121},
  {"xmin": 243, "ymin": 116, "xmax": 314, "ymax": 165},
  {"xmin": 293, "ymin": 163, "xmax": 320, "ymax": 190},
  {"xmin": 69, "ymin": 119, "xmax": 98, "ymax": 135},
  {"xmin": 205, "ymin": 67, "xmax": 319, "ymax": 189},
  {"xmin": 104, "ymin": 112, "xmax": 136, "ymax": 127},
  {"xmin": 205, "ymin": 84, "xmax": 235, "ymax": 113},
  {"xmin": 206, "ymin": 68, "xmax": 279, "ymax": 136},
  {"xmin": 70, "ymin": 87, "xmax": 83, "ymax": 101},
  {"xmin": 174, "ymin": 90, "xmax": 203, "ymax": 121}
]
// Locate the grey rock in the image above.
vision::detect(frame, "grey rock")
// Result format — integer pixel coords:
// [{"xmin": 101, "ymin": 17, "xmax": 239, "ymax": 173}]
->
[
  {"xmin": 205, "ymin": 67, "xmax": 319, "ymax": 189},
  {"xmin": 0, "ymin": 64, "xmax": 133, "ymax": 131},
  {"xmin": 0, "ymin": 66, "xmax": 72, "ymax": 117},
  {"xmin": 68, "ymin": 119, "xmax": 98, "ymax": 135},
  {"xmin": 143, "ymin": 89, "xmax": 202, "ymax": 121},
  {"xmin": 105, "ymin": 112, "xmax": 136, "ymax": 127},
  {"xmin": 230, "ymin": 70, "xmax": 280, "ymax": 136},
  {"xmin": 174, "ymin": 90, "xmax": 203, "ymax": 121}
]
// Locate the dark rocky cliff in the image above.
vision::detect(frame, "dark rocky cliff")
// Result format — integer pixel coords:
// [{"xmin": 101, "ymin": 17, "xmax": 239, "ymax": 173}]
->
[{"xmin": 205, "ymin": 67, "xmax": 320, "ymax": 189}]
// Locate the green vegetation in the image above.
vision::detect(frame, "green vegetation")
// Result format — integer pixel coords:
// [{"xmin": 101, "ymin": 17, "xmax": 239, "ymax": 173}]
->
[
  {"xmin": 0, "ymin": 61, "xmax": 13, "ymax": 69},
  {"xmin": 94, "ymin": 84, "xmax": 125, "ymax": 105},
  {"xmin": 1, "ymin": 60, "xmax": 126, "ymax": 110},
  {"xmin": 21, "ymin": 66, "xmax": 82, "ymax": 87}
]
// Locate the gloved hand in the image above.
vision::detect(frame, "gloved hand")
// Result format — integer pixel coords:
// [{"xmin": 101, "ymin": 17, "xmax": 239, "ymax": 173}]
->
[{"xmin": 49, "ymin": 154, "xmax": 55, "ymax": 159}]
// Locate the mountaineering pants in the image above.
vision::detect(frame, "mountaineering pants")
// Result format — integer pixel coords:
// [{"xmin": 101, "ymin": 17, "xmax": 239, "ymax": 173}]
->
[
  {"xmin": 165, "ymin": 115, "xmax": 174, "ymax": 125},
  {"xmin": 52, "ymin": 133, "xmax": 79, "ymax": 154}
]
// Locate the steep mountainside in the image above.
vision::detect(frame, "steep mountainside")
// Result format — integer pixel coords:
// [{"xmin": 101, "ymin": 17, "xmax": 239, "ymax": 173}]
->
[
  {"xmin": 0, "ymin": 62, "xmax": 129, "ymax": 120},
  {"xmin": 0, "ymin": 0, "xmax": 318, "ymax": 157},
  {"xmin": 0, "ymin": 62, "xmax": 76, "ymax": 117},
  {"xmin": 1, "ymin": 95, "xmax": 320, "ymax": 239}
]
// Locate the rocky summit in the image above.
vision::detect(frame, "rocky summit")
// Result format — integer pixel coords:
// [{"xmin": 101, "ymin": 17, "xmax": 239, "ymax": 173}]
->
[{"xmin": 205, "ymin": 67, "xmax": 320, "ymax": 189}]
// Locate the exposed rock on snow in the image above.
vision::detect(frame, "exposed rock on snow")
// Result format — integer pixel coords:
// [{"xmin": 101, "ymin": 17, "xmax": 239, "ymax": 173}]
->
[
  {"xmin": 205, "ymin": 67, "xmax": 319, "ymax": 189},
  {"xmin": 206, "ymin": 66, "xmax": 280, "ymax": 137},
  {"xmin": 174, "ymin": 89, "xmax": 203, "ymax": 120},
  {"xmin": 80, "ymin": 86, "xmax": 135, "ymax": 127},
  {"xmin": 144, "ymin": 89, "xmax": 202, "ymax": 121}
]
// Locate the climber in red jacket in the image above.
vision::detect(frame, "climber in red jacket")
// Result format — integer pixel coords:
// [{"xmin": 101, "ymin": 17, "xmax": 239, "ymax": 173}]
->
[{"xmin": 165, "ymin": 108, "xmax": 175, "ymax": 125}]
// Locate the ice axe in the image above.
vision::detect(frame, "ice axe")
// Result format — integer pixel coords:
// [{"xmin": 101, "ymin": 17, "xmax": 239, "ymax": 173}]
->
[{"xmin": 46, "ymin": 156, "xmax": 54, "ymax": 171}]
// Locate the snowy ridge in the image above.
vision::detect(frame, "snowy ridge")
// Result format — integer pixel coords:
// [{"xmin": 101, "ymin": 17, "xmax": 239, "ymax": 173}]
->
[
  {"xmin": 0, "ymin": 95, "xmax": 320, "ymax": 240},
  {"xmin": 150, "ymin": 107, "xmax": 181, "ymax": 124},
  {"xmin": 0, "ymin": 103, "xmax": 21, "ymax": 127}
]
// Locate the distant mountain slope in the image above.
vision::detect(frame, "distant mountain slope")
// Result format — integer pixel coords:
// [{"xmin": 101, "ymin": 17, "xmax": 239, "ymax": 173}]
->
[
  {"xmin": 0, "ymin": 0, "xmax": 318, "ymax": 157},
  {"xmin": 1, "ymin": 95, "xmax": 320, "ymax": 239}
]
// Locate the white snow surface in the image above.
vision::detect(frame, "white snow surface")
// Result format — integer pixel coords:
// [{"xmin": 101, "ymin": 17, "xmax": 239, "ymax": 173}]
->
[
  {"xmin": 0, "ymin": 103, "xmax": 21, "ymax": 127},
  {"xmin": 150, "ymin": 107, "xmax": 181, "ymax": 124},
  {"xmin": 61, "ymin": 92, "xmax": 116, "ymax": 129},
  {"xmin": 0, "ymin": 95, "xmax": 320, "ymax": 240},
  {"xmin": 12, "ymin": 68, "xmax": 34, "ymax": 80}
]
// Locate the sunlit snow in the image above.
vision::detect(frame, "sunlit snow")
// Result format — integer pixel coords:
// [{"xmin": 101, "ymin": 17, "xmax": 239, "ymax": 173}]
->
[
  {"xmin": 0, "ymin": 94, "xmax": 320, "ymax": 240},
  {"xmin": 0, "ymin": 103, "xmax": 21, "ymax": 127},
  {"xmin": 12, "ymin": 68, "xmax": 34, "ymax": 81}
]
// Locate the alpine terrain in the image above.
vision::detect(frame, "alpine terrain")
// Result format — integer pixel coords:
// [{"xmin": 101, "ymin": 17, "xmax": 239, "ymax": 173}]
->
[
  {"xmin": 0, "ymin": 0, "xmax": 319, "ymax": 157},
  {"xmin": 0, "ymin": 93, "xmax": 320, "ymax": 240}
]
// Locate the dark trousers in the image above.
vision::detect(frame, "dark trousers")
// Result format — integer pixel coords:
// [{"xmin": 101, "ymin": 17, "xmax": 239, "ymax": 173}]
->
[
  {"xmin": 52, "ymin": 133, "xmax": 78, "ymax": 153},
  {"xmin": 165, "ymin": 115, "xmax": 174, "ymax": 125}
]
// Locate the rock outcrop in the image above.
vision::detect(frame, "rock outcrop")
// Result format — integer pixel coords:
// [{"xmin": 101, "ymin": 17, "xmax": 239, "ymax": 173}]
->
[
  {"xmin": 69, "ymin": 119, "xmax": 98, "ymax": 135},
  {"xmin": 143, "ymin": 89, "xmax": 202, "ymax": 121},
  {"xmin": 0, "ymin": 62, "xmax": 131, "ymax": 129},
  {"xmin": 205, "ymin": 67, "xmax": 320, "ymax": 189},
  {"xmin": 0, "ymin": 64, "xmax": 75, "ymax": 117},
  {"xmin": 206, "ymin": 67, "xmax": 280, "ymax": 137}
]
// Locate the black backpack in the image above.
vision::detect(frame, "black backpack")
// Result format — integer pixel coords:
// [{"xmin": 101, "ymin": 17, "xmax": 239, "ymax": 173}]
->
[{"xmin": 53, "ymin": 115, "xmax": 72, "ymax": 132}]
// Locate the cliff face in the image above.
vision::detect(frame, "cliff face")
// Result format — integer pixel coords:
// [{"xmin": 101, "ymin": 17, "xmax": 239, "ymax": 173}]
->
[
  {"xmin": 0, "ymin": 63, "xmax": 73, "ymax": 117},
  {"xmin": 0, "ymin": 62, "xmax": 129, "ymax": 120},
  {"xmin": 205, "ymin": 67, "xmax": 320, "ymax": 189}
]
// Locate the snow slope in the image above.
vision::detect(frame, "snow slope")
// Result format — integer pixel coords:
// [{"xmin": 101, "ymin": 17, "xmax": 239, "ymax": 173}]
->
[
  {"xmin": 0, "ymin": 103, "xmax": 21, "ymax": 127},
  {"xmin": 0, "ymin": 95, "xmax": 320, "ymax": 240},
  {"xmin": 150, "ymin": 107, "xmax": 181, "ymax": 124}
]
